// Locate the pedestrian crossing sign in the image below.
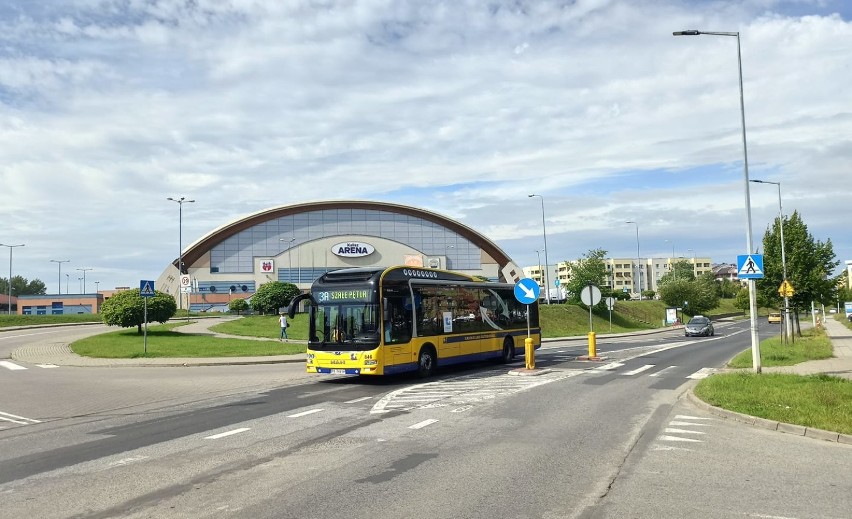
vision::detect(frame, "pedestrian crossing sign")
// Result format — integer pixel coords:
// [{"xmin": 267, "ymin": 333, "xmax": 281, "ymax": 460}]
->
[
  {"xmin": 139, "ymin": 280, "xmax": 155, "ymax": 297},
  {"xmin": 736, "ymin": 254, "xmax": 764, "ymax": 279}
]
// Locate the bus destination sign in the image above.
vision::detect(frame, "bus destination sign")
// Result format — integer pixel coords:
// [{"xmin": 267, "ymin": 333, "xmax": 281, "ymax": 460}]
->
[{"xmin": 316, "ymin": 289, "xmax": 372, "ymax": 303}]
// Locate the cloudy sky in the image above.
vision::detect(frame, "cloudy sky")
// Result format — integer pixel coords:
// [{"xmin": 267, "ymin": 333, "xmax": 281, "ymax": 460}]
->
[{"xmin": 1, "ymin": 0, "xmax": 850, "ymax": 293}]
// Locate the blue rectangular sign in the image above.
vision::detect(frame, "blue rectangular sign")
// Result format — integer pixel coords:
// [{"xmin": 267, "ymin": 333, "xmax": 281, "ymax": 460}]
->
[
  {"xmin": 139, "ymin": 280, "xmax": 156, "ymax": 297},
  {"xmin": 736, "ymin": 254, "xmax": 764, "ymax": 280}
]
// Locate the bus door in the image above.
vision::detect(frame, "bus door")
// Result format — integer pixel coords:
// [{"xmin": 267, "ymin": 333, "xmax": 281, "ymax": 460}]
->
[
  {"xmin": 412, "ymin": 285, "xmax": 459, "ymax": 359},
  {"xmin": 383, "ymin": 291, "xmax": 414, "ymax": 368},
  {"xmin": 451, "ymin": 287, "xmax": 483, "ymax": 358}
]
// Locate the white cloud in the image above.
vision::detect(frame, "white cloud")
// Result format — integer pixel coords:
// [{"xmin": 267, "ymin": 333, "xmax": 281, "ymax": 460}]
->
[{"xmin": 1, "ymin": 0, "xmax": 850, "ymax": 290}]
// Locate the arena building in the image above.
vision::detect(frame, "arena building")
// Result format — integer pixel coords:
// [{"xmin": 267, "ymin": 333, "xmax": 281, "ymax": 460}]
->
[{"xmin": 156, "ymin": 201, "xmax": 524, "ymax": 312}]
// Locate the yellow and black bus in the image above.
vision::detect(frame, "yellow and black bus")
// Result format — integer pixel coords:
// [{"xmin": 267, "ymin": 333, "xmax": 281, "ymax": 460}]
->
[{"xmin": 288, "ymin": 266, "xmax": 540, "ymax": 377}]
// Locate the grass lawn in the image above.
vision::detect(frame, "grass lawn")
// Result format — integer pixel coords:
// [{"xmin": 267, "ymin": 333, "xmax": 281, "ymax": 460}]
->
[
  {"xmin": 727, "ymin": 328, "xmax": 833, "ymax": 368},
  {"xmin": 0, "ymin": 314, "xmax": 102, "ymax": 328},
  {"xmin": 210, "ymin": 314, "xmax": 308, "ymax": 340},
  {"xmin": 71, "ymin": 321, "xmax": 306, "ymax": 358},
  {"xmin": 694, "ymin": 372, "xmax": 852, "ymax": 435}
]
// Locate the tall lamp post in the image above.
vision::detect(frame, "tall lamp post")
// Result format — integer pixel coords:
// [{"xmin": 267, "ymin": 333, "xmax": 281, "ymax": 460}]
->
[
  {"xmin": 751, "ymin": 178, "xmax": 790, "ymax": 340},
  {"xmin": 167, "ymin": 196, "xmax": 195, "ymax": 311},
  {"xmin": 76, "ymin": 267, "xmax": 93, "ymax": 293},
  {"xmin": 625, "ymin": 221, "xmax": 642, "ymax": 300},
  {"xmin": 535, "ymin": 250, "xmax": 542, "ymax": 288},
  {"xmin": 674, "ymin": 29, "xmax": 760, "ymax": 373},
  {"xmin": 687, "ymin": 248, "xmax": 696, "ymax": 276},
  {"xmin": 665, "ymin": 239, "xmax": 676, "ymax": 279},
  {"xmin": 279, "ymin": 238, "xmax": 296, "ymax": 281},
  {"xmin": 528, "ymin": 194, "xmax": 551, "ymax": 304},
  {"xmin": 0, "ymin": 243, "xmax": 25, "ymax": 315},
  {"xmin": 65, "ymin": 273, "xmax": 69, "ymax": 294},
  {"xmin": 50, "ymin": 259, "xmax": 70, "ymax": 295}
]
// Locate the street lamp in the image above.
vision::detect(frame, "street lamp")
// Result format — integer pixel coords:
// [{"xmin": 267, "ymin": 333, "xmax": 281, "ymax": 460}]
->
[
  {"xmin": 78, "ymin": 277, "xmax": 83, "ymax": 293},
  {"xmin": 674, "ymin": 29, "xmax": 760, "ymax": 373},
  {"xmin": 167, "ymin": 196, "xmax": 195, "ymax": 311},
  {"xmin": 65, "ymin": 273, "xmax": 69, "ymax": 294},
  {"xmin": 687, "ymin": 248, "xmax": 696, "ymax": 276},
  {"xmin": 528, "ymin": 194, "xmax": 551, "ymax": 304},
  {"xmin": 95, "ymin": 281, "xmax": 100, "ymax": 293},
  {"xmin": 50, "ymin": 259, "xmax": 70, "ymax": 295},
  {"xmin": 0, "ymin": 243, "xmax": 25, "ymax": 315},
  {"xmin": 76, "ymin": 267, "xmax": 93, "ymax": 293},
  {"xmin": 280, "ymin": 238, "xmax": 296, "ymax": 281},
  {"xmin": 625, "ymin": 221, "xmax": 642, "ymax": 300},
  {"xmin": 665, "ymin": 239, "xmax": 676, "ymax": 279},
  {"xmin": 535, "ymin": 250, "xmax": 542, "ymax": 288},
  {"xmin": 751, "ymin": 178, "xmax": 790, "ymax": 339}
]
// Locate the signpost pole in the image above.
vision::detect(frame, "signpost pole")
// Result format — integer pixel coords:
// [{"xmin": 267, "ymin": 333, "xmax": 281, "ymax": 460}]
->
[
  {"xmin": 514, "ymin": 278, "xmax": 540, "ymax": 371},
  {"xmin": 144, "ymin": 297, "xmax": 148, "ymax": 355}
]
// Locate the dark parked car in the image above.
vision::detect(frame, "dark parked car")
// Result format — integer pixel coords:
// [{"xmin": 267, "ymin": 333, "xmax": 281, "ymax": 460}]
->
[{"xmin": 684, "ymin": 316, "xmax": 714, "ymax": 337}]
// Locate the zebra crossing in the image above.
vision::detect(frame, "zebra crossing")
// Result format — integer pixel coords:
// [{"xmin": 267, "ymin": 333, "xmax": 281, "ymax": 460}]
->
[
  {"xmin": 653, "ymin": 415, "xmax": 716, "ymax": 451},
  {"xmin": 371, "ymin": 368, "xmax": 584, "ymax": 414}
]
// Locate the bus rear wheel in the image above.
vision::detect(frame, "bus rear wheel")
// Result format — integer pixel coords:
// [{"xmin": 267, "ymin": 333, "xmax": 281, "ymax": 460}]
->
[
  {"xmin": 417, "ymin": 346, "xmax": 437, "ymax": 378},
  {"xmin": 499, "ymin": 337, "xmax": 514, "ymax": 364}
]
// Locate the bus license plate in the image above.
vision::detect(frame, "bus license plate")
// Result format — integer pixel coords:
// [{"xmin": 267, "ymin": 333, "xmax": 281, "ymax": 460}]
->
[{"xmin": 331, "ymin": 369, "xmax": 347, "ymax": 374}]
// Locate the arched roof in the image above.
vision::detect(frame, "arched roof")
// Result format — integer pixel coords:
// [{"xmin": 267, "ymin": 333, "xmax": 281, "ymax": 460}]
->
[{"xmin": 176, "ymin": 200, "xmax": 512, "ymax": 272}]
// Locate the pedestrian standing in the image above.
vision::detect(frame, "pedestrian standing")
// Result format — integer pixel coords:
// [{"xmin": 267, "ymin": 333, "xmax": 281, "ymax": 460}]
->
[{"xmin": 279, "ymin": 313, "xmax": 289, "ymax": 341}]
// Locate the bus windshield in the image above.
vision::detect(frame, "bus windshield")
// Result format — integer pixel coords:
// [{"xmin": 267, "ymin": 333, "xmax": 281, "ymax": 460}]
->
[{"xmin": 310, "ymin": 302, "xmax": 380, "ymax": 351}]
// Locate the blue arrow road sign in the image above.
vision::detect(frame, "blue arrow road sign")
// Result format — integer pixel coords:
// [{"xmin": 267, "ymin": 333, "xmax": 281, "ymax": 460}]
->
[
  {"xmin": 140, "ymin": 280, "xmax": 156, "ymax": 297},
  {"xmin": 514, "ymin": 278, "xmax": 541, "ymax": 304},
  {"xmin": 737, "ymin": 254, "xmax": 764, "ymax": 280}
]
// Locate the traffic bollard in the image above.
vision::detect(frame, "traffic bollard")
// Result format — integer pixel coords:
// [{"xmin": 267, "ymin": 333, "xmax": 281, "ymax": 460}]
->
[
  {"xmin": 588, "ymin": 331, "xmax": 596, "ymax": 358},
  {"xmin": 525, "ymin": 337, "xmax": 535, "ymax": 370}
]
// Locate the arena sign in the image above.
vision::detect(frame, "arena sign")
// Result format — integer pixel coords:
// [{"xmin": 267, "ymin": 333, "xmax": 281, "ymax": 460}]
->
[{"xmin": 331, "ymin": 241, "xmax": 375, "ymax": 258}]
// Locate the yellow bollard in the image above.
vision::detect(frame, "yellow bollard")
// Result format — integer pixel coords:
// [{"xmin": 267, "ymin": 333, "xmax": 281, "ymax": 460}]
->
[
  {"xmin": 588, "ymin": 331, "xmax": 597, "ymax": 358},
  {"xmin": 525, "ymin": 337, "xmax": 535, "ymax": 370}
]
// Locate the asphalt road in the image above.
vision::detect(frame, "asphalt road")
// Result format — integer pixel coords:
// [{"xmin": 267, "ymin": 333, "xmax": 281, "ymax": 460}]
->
[{"xmin": 1, "ymin": 320, "xmax": 849, "ymax": 518}]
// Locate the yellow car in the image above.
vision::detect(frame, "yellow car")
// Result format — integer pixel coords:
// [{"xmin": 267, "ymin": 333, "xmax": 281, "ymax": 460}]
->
[{"xmin": 767, "ymin": 312, "xmax": 782, "ymax": 324}]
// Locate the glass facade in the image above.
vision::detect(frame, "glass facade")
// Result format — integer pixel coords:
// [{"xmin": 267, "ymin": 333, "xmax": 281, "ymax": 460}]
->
[{"xmin": 209, "ymin": 209, "xmax": 480, "ymax": 274}]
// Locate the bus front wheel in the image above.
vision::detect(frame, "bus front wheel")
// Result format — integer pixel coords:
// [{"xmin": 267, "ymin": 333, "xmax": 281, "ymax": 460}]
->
[{"xmin": 417, "ymin": 346, "xmax": 437, "ymax": 378}]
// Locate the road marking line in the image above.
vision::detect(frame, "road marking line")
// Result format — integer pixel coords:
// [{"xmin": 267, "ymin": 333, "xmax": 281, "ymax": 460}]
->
[
  {"xmin": 670, "ymin": 421, "xmax": 713, "ymax": 427},
  {"xmin": 344, "ymin": 396, "xmax": 373, "ymax": 404},
  {"xmin": 687, "ymin": 368, "xmax": 716, "ymax": 379},
  {"xmin": 408, "ymin": 419, "xmax": 439, "ymax": 430},
  {"xmin": 674, "ymin": 415, "xmax": 714, "ymax": 420},
  {"xmin": 659, "ymin": 435, "xmax": 703, "ymax": 443},
  {"xmin": 287, "ymin": 408, "xmax": 324, "ymax": 418},
  {"xmin": 665, "ymin": 428, "xmax": 707, "ymax": 435},
  {"xmin": 622, "ymin": 364, "xmax": 655, "ymax": 376},
  {"xmin": 108, "ymin": 455, "xmax": 150, "ymax": 467},
  {"xmin": 593, "ymin": 362, "xmax": 624, "ymax": 371},
  {"xmin": 0, "ymin": 361, "xmax": 27, "ymax": 371},
  {"xmin": 36, "ymin": 364, "xmax": 59, "ymax": 368},
  {"xmin": 204, "ymin": 428, "xmax": 251, "ymax": 440},
  {"xmin": 0, "ymin": 410, "xmax": 41, "ymax": 424},
  {"xmin": 649, "ymin": 365, "xmax": 677, "ymax": 377}
]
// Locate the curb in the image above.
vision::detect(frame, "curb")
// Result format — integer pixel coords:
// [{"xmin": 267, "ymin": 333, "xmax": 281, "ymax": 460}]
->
[{"xmin": 686, "ymin": 389, "xmax": 852, "ymax": 445}]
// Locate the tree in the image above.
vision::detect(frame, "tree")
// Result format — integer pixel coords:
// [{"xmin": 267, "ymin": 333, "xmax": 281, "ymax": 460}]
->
[
  {"xmin": 229, "ymin": 298, "xmax": 249, "ymax": 315},
  {"xmin": 101, "ymin": 288, "xmax": 177, "ymax": 333},
  {"xmin": 0, "ymin": 275, "xmax": 47, "ymax": 296},
  {"xmin": 657, "ymin": 260, "xmax": 695, "ymax": 286},
  {"xmin": 658, "ymin": 273, "xmax": 720, "ymax": 315},
  {"xmin": 717, "ymin": 278, "xmax": 739, "ymax": 299},
  {"xmin": 564, "ymin": 248, "xmax": 609, "ymax": 306},
  {"xmin": 250, "ymin": 282, "xmax": 301, "ymax": 315},
  {"xmin": 756, "ymin": 210, "xmax": 839, "ymax": 310},
  {"xmin": 734, "ymin": 286, "xmax": 768, "ymax": 314}
]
